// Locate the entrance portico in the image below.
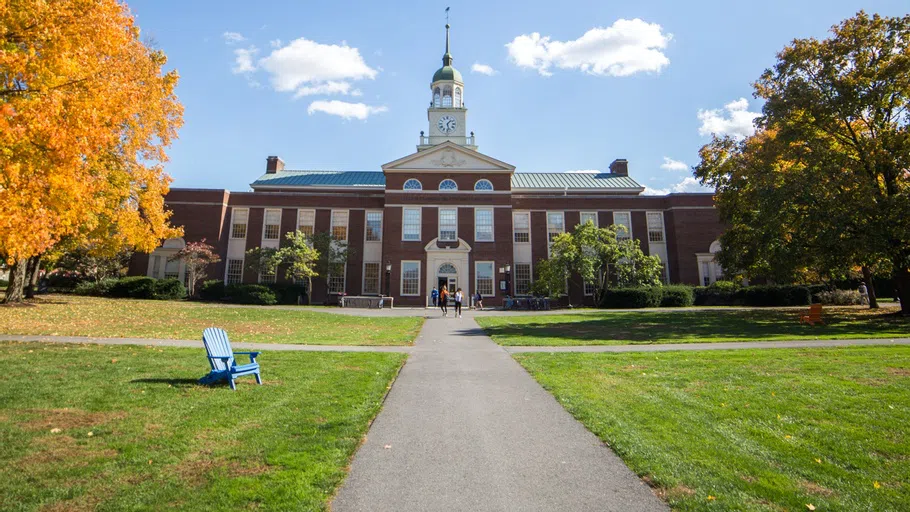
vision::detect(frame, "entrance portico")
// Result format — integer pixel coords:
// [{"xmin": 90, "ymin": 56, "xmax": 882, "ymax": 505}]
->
[{"xmin": 425, "ymin": 237, "xmax": 471, "ymax": 305}]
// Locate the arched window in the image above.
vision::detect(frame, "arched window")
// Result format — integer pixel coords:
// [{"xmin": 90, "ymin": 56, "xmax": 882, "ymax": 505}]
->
[
  {"xmin": 454, "ymin": 87, "xmax": 462, "ymax": 108},
  {"xmin": 709, "ymin": 240, "xmax": 722, "ymax": 254},
  {"xmin": 403, "ymin": 178, "xmax": 423, "ymax": 190},
  {"xmin": 433, "ymin": 88, "xmax": 441, "ymax": 108},
  {"xmin": 438, "ymin": 263, "xmax": 457, "ymax": 274},
  {"xmin": 439, "ymin": 179, "xmax": 458, "ymax": 191},
  {"xmin": 474, "ymin": 179, "xmax": 493, "ymax": 192},
  {"xmin": 442, "ymin": 86, "xmax": 453, "ymax": 108}
]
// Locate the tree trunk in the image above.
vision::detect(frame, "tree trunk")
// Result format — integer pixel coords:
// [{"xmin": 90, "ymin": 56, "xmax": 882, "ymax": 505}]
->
[
  {"xmin": 861, "ymin": 266, "xmax": 879, "ymax": 309},
  {"xmin": 894, "ymin": 265, "xmax": 910, "ymax": 316},
  {"xmin": 3, "ymin": 260, "xmax": 27, "ymax": 303},
  {"xmin": 24, "ymin": 255, "xmax": 42, "ymax": 299}
]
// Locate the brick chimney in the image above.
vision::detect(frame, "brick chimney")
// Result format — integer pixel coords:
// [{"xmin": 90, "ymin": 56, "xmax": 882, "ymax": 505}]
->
[
  {"xmin": 266, "ymin": 156, "xmax": 285, "ymax": 174},
  {"xmin": 609, "ymin": 158, "xmax": 628, "ymax": 176}
]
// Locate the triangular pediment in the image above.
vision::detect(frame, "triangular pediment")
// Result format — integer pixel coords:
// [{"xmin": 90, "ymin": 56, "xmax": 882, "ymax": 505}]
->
[{"xmin": 382, "ymin": 142, "xmax": 515, "ymax": 172}]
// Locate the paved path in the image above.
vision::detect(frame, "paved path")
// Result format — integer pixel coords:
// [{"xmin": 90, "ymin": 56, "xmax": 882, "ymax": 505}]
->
[
  {"xmin": 505, "ymin": 338, "xmax": 910, "ymax": 353},
  {"xmin": 331, "ymin": 317, "xmax": 667, "ymax": 512}
]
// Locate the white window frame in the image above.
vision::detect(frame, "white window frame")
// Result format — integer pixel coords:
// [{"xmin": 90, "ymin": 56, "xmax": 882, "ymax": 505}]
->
[
  {"xmin": 514, "ymin": 262, "xmax": 532, "ymax": 295},
  {"xmin": 647, "ymin": 211, "xmax": 665, "ymax": 243},
  {"xmin": 613, "ymin": 211, "xmax": 632, "ymax": 240},
  {"xmin": 474, "ymin": 179, "xmax": 494, "ymax": 191},
  {"xmin": 439, "ymin": 179, "xmax": 458, "ymax": 191},
  {"xmin": 230, "ymin": 208, "xmax": 248, "ymax": 239},
  {"xmin": 584, "ymin": 281, "xmax": 595, "ymax": 296},
  {"xmin": 258, "ymin": 270, "xmax": 276, "ymax": 284},
  {"xmin": 331, "ymin": 210, "xmax": 349, "ymax": 242},
  {"xmin": 365, "ymin": 210, "xmax": 383, "ymax": 242},
  {"xmin": 225, "ymin": 258, "xmax": 244, "ymax": 285},
  {"xmin": 297, "ymin": 209, "xmax": 315, "ymax": 237},
  {"xmin": 402, "ymin": 207, "xmax": 422, "ymax": 241},
  {"xmin": 547, "ymin": 211, "xmax": 565, "ymax": 243},
  {"xmin": 580, "ymin": 211, "xmax": 598, "ymax": 227},
  {"xmin": 403, "ymin": 178, "xmax": 423, "ymax": 190},
  {"xmin": 262, "ymin": 208, "xmax": 281, "ymax": 241},
  {"xmin": 474, "ymin": 208, "xmax": 494, "ymax": 242},
  {"xmin": 327, "ymin": 265, "xmax": 347, "ymax": 295},
  {"xmin": 439, "ymin": 208, "xmax": 457, "ymax": 242},
  {"xmin": 475, "ymin": 261, "xmax": 495, "ymax": 298},
  {"xmin": 513, "ymin": 212, "xmax": 531, "ymax": 244},
  {"xmin": 400, "ymin": 261, "xmax": 421, "ymax": 296},
  {"xmin": 362, "ymin": 262, "xmax": 381, "ymax": 295}
]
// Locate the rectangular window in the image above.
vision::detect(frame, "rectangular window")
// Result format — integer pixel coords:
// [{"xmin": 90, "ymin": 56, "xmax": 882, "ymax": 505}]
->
[
  {"xmin": 401, "ymin": 261, "xmax": 420, "ymax": 296},
  {"xmin": 475, "ymin": 208, "xmax": 493, "ymax": 242},
  {"xmin": 584, "ymin": 281, "xmax": 596, "ymax": 296},
  {"xmin": 403, "ymin": 208, "xmax": 421, "ymax": 241},
  {"xmin": 164, "ymin": 258, "xmax": 179, "ymax": 280},
  {"xmin": 226, "ymin": 258, "xmax": 244, "ymax": 284},
  {"xmin": 613, "ymin": 212, "xmax": 632, "ymax": 240},
  {"xmin": 514, "ymin": 263, "xmax": 531, "ymax": 295},
  {"xmin": 331, "ymin": 210, "xmax": 349, "ymax": 241},
  {"xmin": 231, "ymin": 209, "xmax": 248, "ymax": 239},
  {"xmin": 149, "ymin": 255, "xmax": 162, "ymax": 278},
  {"xmin": 547, "ymin": 212, "xmax": 565, "ymax": 243},
  {"xmin": 363, "ymin": 262, "xmax": 381, "ymax": 295},
  {"xmin": 365, "ymin": 211, "xmax": 383, "ymax": 242},
  {"xmin": 580, "ymin": 212, "xmax": 598, "ymax": 227},
  {"xmin": 513, "ymin": 212, "xmax": 530, "ymax": 243},
  {"xmin": 647, "ymin": 212, "xmax": 665, "ymax": 243},
  {"xmin": 297, "ymin": 209, "xmax": 315, "ymax": 237},
  {"xmin": 475, "ymin": 262, "xmax": 495, "ymax": 297},
  {"xmin": 328, "ymin": 267, "xmax": 346, "ymax": 294},
  {"xmin": 439, "ymin": 208, "xmax": 457, "ymax": 242},
  {"xmin": 263, "ymin": 209, "xmax": 281, "ymax": 240},
  {"xmin": 259, "ymin": 271, "xmax": 276, "ymax": 284}
]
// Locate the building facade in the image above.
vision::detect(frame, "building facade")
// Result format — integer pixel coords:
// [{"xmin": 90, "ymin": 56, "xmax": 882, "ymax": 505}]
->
[{"xmin": 130, "ymin": 25, "xmax": 724, "ymax": 306}]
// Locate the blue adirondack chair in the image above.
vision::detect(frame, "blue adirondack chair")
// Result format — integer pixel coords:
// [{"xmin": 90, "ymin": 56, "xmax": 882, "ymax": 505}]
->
[{"xmin": 199, "ymin": 327, "xmax": 262, "ymax": 390}]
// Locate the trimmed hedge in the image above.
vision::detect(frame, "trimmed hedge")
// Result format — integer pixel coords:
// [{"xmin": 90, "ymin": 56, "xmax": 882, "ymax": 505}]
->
[
  {"xmin": 660, "ymin": 285, "xmax": 695, "ymax": 307},
  {"xmin": 199, "ymin": 280, "xmax": 226, "ymax": 301},
  {"xmin": 816, "ymin": 289, "xmax": 863, "ymax": 305},
  {"xmin": 740, "ymin": 285, "xmax": 811, "ymax": 307},
  {"xmin": 224, "ymin": 284, "xmax": 277, "ymax": 305},
  {"xmin": 73, "ymin": 278, "xmax": 119, "ymax": 297},
  {"xmin": 268, "ymin": 283, "xmax": 308, "ymax": 305},
  {"xmin": 601, "ymin": 287, "xmax": 663, "ymax": 309},
  {"xmin": 73, "ymin": 276, "xmax": 186, "ymax": 300}
]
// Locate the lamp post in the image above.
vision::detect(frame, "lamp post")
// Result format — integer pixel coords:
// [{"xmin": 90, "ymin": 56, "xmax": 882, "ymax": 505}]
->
[
  {"xmin": 385, "ymin": 261, "xmax": 392, "ymax": 298},
  {"xmin": 505, "ymin": 264, "xmax": 511, "ymax": 296}
]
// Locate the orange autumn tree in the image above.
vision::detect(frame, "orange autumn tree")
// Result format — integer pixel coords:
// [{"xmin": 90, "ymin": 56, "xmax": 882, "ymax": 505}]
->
[{"xmin": 0, "ymin": 0, "xmax": 184, "ymax": 302}]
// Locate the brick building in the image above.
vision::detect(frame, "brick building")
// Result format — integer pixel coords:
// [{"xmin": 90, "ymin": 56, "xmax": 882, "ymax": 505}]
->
[{"xmin": 130, "ymin": 25, "xmax": 724, "ymax": 306}]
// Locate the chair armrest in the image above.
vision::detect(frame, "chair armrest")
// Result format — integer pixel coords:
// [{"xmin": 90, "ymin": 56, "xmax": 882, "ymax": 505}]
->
[{"xmin": 233, "ymin": 351, "xmax": 260, "ymax": 362}]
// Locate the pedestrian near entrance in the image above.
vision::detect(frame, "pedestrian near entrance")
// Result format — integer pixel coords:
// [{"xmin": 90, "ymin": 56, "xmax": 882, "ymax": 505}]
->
[
  {"xmin": 455, "ymin": 288, "xmax": 463, "ymax": 318},
  {"xmin": 474, "ymin": 291, "xmax": 483, "ymax": 310},
  {"xmin": 431, "ymin": 287, "xmax": 439, "ymax": 307},
  {"xmin": 439, "ymin": 287, "xmax": 448, "ymax": 316},
  {"xmin": 858, "ymin": 281, "xmax": 869, "ymax": 305}
]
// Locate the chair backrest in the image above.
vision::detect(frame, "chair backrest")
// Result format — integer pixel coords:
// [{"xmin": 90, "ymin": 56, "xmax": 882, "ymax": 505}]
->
[
  {"xmin": 809, "ymin": 304, "xmax": 823, "ymax": 317},
  {"xmin": 202, "ymin": 327, "xmax": 234, "ymax": 371}
]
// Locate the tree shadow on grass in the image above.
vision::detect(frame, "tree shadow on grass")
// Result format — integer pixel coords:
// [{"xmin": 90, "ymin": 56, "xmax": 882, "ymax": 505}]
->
[{"xmin": 480, "ymin": 310, "xmax": 910, "ymax": 344}]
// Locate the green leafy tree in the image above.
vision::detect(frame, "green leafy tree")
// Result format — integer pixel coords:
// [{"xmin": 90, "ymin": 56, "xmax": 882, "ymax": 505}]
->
[
  {"xmin": 170, "ymin": 240, "xmax": 220, "ymax": 298},
  {"xmin": 529, "ymin": 258, "xmax": 567, "ymax": 298},
  {"xmin": 274, "ymin": 231, "xmax": 320, "ymax": 304},
  {"xmin": 309, "ymin": 231, "xmax": 352, "ymax": 295},
  {"xmin": 244, "ymin": 247, "xmax": 281, "ymax": 282},
  {"xmin": 695, "ymin": 11, "xmax": 910, "ymax": 314}
]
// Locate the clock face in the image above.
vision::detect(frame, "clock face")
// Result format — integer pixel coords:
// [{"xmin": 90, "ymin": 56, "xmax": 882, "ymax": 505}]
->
[{"xmin": 437, "ymin": 115, "xmax": 457, "ymax": 134}]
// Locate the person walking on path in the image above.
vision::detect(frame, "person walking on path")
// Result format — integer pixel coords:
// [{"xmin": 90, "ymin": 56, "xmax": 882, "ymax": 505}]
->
[
  {"xmin": 859, "ymin": 282, "xmax": 869, "ymax": 305},
  {"xmin": 474, "ymin": 291, "xmax": 483, "ymax": 310},
  {"xmin": 439, "ymin": 287, "xmax": 448, "ymax": 317},
  {"xmin": 431, "ymin": 287, "xmax": 439, "ymax": 308},
  {"xmin": 454, "ymin": 288, "xmax": 463, "ymax": 318}
]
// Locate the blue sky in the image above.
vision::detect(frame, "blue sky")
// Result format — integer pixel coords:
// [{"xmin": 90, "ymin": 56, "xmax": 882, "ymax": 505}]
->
[{"xmin": 129, "ymin": 0, "xmax": 906, "ymax": 194}]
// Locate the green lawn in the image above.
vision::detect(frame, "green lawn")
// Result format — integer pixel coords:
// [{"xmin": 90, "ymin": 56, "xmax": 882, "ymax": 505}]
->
[
  {"xmin": 0, "ymin": 341, "xmax": 406, "ymax": 511},
  {"xmin": 0, "ymin": 295, "xmax": 423, "ymax": 345},
  {"xmin": 477, "ymin": 308, "xmax": 909, "ymax": 346},
  {"xmin": 515, "ymin": 347, "xmax": 910, "ymax": 511}
]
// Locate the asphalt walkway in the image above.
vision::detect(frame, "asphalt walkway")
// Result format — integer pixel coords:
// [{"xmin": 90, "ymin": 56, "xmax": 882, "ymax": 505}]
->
[{"xmin": 331, "ymin": 317, "xmax": 667, "ymax": 512}]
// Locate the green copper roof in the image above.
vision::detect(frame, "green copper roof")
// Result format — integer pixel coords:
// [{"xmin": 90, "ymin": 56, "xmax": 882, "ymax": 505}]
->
[
  {"xmin": 251, "ymin": 171, "xmax": 385, "ymax": 188},
  {"xmin": 433, "ymin": 64, "xmax": 462, "ymax": 83},
  {"xmin": 510, "ymin": 172, "xmax": 643, "ymax": 190}
]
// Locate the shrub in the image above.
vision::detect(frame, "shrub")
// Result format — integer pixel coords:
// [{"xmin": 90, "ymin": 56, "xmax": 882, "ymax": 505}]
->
[
  {"xmin": 694, "ymin": 284, "xmax": 740, "ymax": 306},
  {"xmin": 153, "ymin": 279, "xmax": 186, "ymax": 300},
  {"xmin": 660, "ymin": 285, "xmax": 694, "ymax": 307},
  {"xmin": 199, "ymin": 280, "xmax": 226, "ymax": 301},
  {"xmin": 224, "ymin": 284, "xmax": 277, "ymax": 305},
  {"xmin": 817, "ymin": 289, "xmax": 863, "ymax": 305},
  {"xmin": 107, "ymin": 276, "xmax": 185, "ymax": 300},
  {"xmin": 740, "ymin": 285, "xmax": 811, "ymax": 307},
  {"xmin": 74, "ymin": 278, "xmax": 119, "ymax": 297},
  {"xmin": 601, "ymin": 287, "xmax": 662, "ymax": 309},
  {"xmin": 268, "ymin": 283, "xmax": 308, "ymax": 305},
  {"xmin": 45, "ymin": 271, "xmax": 83, "ymax": 291}
]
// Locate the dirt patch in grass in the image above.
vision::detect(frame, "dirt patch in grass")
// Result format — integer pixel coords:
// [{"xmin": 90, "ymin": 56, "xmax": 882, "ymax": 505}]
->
[
  {"xmin": 19, "ymin": 435, "xmax": 118, "ymax": 468},
  {"xmin": 886, "ymin": 367, "xmax": 910, "ymax": 377},
  {"xmin": 19, "ymin": 408, "xmax": 126, "ymax": 432},
  {"xmin": 173, "ymin": 458, "xmax": 271, "ymax": 487},
  {"xmin": 656, "ymin": 484, "xmax": 697, "ymax": 500},
  {"xmin": 798, "ymin": 479, "xmax": 837, "ymax": 497}
]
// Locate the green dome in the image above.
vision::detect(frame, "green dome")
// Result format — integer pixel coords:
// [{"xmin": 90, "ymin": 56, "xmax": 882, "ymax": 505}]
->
[{"xmin": 433, "ymin": 61, "xmax": 463, "ymax": 83}]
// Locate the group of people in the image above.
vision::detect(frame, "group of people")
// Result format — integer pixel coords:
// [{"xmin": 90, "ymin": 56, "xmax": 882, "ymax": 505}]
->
[{"xmin": 430, "ymin": 286, "xmax": 484, "ymax": 318}]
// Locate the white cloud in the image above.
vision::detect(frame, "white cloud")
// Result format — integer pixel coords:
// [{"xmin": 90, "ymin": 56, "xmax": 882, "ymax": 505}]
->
[
  {"xmin": 643, "ymin": 177, "xmax": 713, "ymax": 196},
  {"xmin": 697, "ymin": 98, "xmax": 760, "ymax": 139},
  {"xmin": 471, "ymin": 62, "xmax": 498, "ymax": 75},
  {"xmin": 307, "ymin": 100, "xmax": 388, "ymax": 120},
  {"xmin": 660, "ymin": 157, "xmax": 688, "ymax": 171},
  {"xmin": 270, "ymin": 39, "xmax": 282, "ymax": 48},
  {"xmin": 506, "ymin": 19, "xmax": 671, "ymax": 77},
  {"xmin": 232, "ymin": 46, "xmax": 259, "ymax": 74},
  {"xmin": 258, "ymin": 37, "xmax": 378, "ymax": 98},
  {"xmin": 223, "ymin": 32, "xmax": 246, "ymax": 44}
]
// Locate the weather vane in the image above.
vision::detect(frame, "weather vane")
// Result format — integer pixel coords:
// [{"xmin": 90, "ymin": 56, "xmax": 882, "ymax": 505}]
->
[{"xmin": 445, "ymin": 6, "xmax": 450, "ymax": 24}]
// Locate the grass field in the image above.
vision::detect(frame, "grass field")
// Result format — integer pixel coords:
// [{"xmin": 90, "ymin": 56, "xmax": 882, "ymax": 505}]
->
[
  {"xmin": 0, "ymin": 295, "xmax": 423, "ymax": 345},
  {"xmin": 515, "ymin": 347, "xmax": 910, "ymax": 511},
  {"xmin": 477, "ymin": 308, "xmax": 909, "ymax": 346},
  {"xmin": 0, "ymin": 341, "xmax": 406, "ymax": 511}
]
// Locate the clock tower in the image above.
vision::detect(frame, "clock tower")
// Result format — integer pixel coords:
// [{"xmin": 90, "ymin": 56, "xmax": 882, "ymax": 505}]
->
[{"xmin": 418, "ymin": 23, "xmax": 477, "ymax": 151}]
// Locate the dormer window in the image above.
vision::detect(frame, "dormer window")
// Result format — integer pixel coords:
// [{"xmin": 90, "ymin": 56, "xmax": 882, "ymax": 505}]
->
[
  {"xmin": 474, "ymin": 179, "xmax": 493, "ymax": 191},
  {"xmin": 433, "ymin": 88, "xmax": 441, "ymax": 108},
  {"xmin": 403, "ymin": 178, "xmax": 423, "ymax": 190},
  {"xmin": 439, "ymin": 179, "xmax": 458, "ymax": 191}
]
